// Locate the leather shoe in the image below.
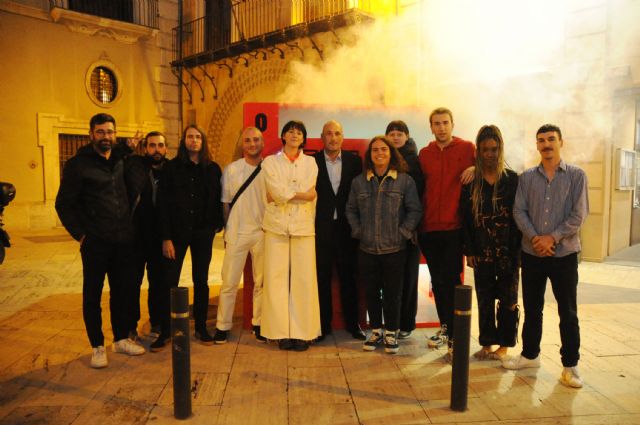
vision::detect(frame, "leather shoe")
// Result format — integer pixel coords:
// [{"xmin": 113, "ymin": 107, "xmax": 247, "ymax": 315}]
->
[
  {"xmin": 350, "ymin": 327, "xmax": 366, "ymax": 341},
  {"xmin": 292, "ymin": 339, "xmax": 309, "ymax": 352},
  {"xmin": 278, "ymin": 339, "xmax": 293, "ymax": 350}
]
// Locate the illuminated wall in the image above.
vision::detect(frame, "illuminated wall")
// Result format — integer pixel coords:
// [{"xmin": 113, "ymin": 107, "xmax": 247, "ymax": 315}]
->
[{"xmin": 0, "ymin": 1, "xmax": 179, "ymax": 229}]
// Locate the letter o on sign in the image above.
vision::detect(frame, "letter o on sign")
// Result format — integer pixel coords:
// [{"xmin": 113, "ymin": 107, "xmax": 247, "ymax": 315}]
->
[{"xmin": 255, "ymin": 113, "xmax": 267, "ymax": 132}]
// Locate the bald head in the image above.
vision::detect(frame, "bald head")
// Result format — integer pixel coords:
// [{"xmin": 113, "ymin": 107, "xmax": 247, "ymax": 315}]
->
[
  {"xmin": 321, "ymin": 120, "xmax": 344, "ymax": 157},
  {"xmin": 241, "ymin": 126, "xmax": 264, "ymax": 161}
]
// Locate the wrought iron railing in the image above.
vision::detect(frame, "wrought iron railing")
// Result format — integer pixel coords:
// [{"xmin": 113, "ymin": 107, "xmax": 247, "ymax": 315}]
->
[
  {"xmin": 49, "ymin": 0, "xmax": 159, "ymax": 29},
  {"xmin": 173, "ymin": 0, "xmax": 383, "ymax": 63}
]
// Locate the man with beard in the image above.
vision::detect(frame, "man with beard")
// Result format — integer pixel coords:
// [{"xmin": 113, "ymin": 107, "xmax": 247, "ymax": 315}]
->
[
  {"xmin": 56, "ymin": 113, "xmax": 145, "ymax": 369},
  {"xmin": 121, "ymin": 131, "xmax": 169, "ymax": 349},
  {"xmin": 213, "ymin": 127, "xmax": 267, "ymax": 344}
]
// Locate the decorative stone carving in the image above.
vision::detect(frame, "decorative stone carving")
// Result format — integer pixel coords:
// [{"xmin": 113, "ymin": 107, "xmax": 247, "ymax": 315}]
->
[{"xmin": 50, "ymin": 7, "xmax": 157, "ymax": 44}]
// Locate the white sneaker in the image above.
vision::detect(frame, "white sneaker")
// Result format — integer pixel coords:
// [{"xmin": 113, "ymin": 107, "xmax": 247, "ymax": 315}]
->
[
  {"xmin": 90, "ymin": 346, "xmax": 108, "ymax": 368},
  {"xmin": 113, "ymin": 338, "xmax": 146, "ymax": 356},
  {"xmin": 560, "ymin": 367, "xmax": 583, "ymax": 388},
  {"xmin": 502, "ymin": 354, "xmax": 541, "ymax": 370}
]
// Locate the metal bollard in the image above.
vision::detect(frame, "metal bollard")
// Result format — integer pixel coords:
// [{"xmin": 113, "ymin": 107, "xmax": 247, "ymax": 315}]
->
[
  {"xmin": 450, "ymin": 284, "xmax": 472, "ymax": 412},
  {"xmin": 171, "ymin": 287, "xmax": 192, "ymax": 420}
]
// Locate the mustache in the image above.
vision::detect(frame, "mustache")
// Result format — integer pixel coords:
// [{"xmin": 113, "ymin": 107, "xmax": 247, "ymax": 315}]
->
[{"xmin": 542, "ymin": 148, "xmax": 554, "ymax": 152}]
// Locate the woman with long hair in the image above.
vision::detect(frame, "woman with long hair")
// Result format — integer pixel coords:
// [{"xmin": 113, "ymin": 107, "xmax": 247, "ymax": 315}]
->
[
  {"xmin": 346, "ymin": 135, "xmax": 422, "ymax": 354},
  {"xmin": 460, "ymin": 125, "xmax": 521, "ymax": 360}
]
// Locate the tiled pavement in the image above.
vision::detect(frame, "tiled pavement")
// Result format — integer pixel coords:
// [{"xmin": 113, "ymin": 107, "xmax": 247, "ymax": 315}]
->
[{"xmin": 1, "ymin": 228, "xmax": 639, "ymax": 424}]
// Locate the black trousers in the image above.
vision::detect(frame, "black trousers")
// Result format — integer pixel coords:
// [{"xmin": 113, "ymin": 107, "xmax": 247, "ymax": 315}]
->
[
  {"xmin": 418, "ymin": 230, "xmax": 463, "ymax": 338},
  {"xmin": 159, "ymin": 231, "xmax": 215, "ymax": 333},
  {"xmin": 80, "ymin": 235, "xmax": 134, "ymax": 347},
  {"xmin": 473, "ymin": 262, "xmax": 519, "ymax": 347},
  {"xmin": 399, "ymin": 243, "xmax": 420, "ymax": 332},
  {"xmin": 316, "ymin": 220, "xmax": 360, "ymax": 334},
  {"xmin": 521, "ymin": 252, "xmax": 580, "ymax": 367},
  {"xmin": 359, "ymin": 249, "xmax": 406, "ymax": 331},
  {"xmin": 130, "ymin": 234, "xmax": 164, "ymax": 331}
]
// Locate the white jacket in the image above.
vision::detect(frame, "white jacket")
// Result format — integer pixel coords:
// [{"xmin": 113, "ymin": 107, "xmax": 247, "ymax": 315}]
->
[{"xmin": 262, "ymin": 151, "xmax": 318, "ymax": 236}]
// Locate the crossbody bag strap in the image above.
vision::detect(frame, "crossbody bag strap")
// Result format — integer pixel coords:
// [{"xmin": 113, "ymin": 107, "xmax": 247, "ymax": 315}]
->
[{"xmin": 229, "ymin": 163, "xmax": 261, "ymax": 211}]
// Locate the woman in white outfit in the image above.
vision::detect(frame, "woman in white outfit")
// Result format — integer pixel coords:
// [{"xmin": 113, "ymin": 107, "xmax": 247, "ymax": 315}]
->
[{"xmin": 261, "ymin": 120, "xmax": 321, "ymax": 351}]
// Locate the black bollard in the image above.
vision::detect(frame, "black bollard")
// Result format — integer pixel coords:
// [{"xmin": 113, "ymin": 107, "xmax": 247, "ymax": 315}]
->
[
  {"xmin": 450, "ymin": 284, "xmax": 472, "ymax": 412},
  {"xmin": 171, "ymin": 287, "xmax": 192, "ymax": 420}
]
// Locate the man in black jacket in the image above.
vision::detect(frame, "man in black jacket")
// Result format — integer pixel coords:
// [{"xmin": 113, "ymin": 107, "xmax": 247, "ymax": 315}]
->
[
  {"xmin": 156, "ymin": 125, "xmax": 224, "ymax": 348},
  {"xmin": 56, "ymin": 113, "xmax": 145, "ymax": 369},
  {"xmin": 314, "ymin": 120, "xmax": 365, "ymax": 341},
  {"xmin": 123, "ymin": 131, "xmax": 168, "ymax": 344}
]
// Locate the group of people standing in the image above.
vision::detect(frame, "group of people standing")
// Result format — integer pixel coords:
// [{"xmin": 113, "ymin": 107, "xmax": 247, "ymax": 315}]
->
[{"xmin": 56, "ymin": 106, "xmax": 588, "ymax": 389}]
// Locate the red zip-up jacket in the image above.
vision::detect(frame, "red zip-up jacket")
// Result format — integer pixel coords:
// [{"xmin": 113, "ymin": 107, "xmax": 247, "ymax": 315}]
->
[{"xmin": 418, "ymin": 137, "xmax": 475, "ymax": 232}]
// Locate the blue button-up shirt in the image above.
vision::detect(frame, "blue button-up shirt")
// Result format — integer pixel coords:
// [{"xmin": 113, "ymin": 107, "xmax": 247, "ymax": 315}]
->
[{"xmin": 513, "ymin": 160, "xmax": 589, "ymax": 257}]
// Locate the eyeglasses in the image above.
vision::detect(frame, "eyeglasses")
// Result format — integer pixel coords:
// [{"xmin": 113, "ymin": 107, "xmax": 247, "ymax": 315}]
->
[{"xmin": 93, "ymin": 130, "xmax": 116, "ymax": 137}]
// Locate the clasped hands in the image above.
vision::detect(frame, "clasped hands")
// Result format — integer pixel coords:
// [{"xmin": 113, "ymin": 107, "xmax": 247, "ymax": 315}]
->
[{"xmin": 532, "ymin": 234, "xmax": 556, "ymax": 256}]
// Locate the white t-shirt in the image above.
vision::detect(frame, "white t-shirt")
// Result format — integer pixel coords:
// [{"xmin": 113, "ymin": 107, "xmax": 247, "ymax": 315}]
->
[{"xmin": 221, "ymin": 158, "xmax": 267, "ymax": 244}]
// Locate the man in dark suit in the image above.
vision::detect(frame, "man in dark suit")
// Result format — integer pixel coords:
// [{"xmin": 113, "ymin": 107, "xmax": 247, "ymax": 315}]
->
[{"xmin": 314, "ymin": 120, "xmax": 365, "ymax": 341}]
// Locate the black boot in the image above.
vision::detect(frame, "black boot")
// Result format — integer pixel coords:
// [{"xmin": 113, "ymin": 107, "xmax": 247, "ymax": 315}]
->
[
  {"xmin": 497, "ymin": 301, "xmax": 520, "ymax": 347},
  {"xmin": 195, "ymin": 324, "xmax": 214, "ymax": 346},
  {"xmin": 150, "ymin": 331, "xmax": 171, "ymax": 352}
]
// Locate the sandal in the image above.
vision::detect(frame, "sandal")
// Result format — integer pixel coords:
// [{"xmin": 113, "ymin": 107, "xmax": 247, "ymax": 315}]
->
[
  {"xmin": 488, "ymin": 350, "xmax": 507, "ymax": 360},
  {"xmin": 473, "ymin": 348, "xmax": 492, "ymax": 360}
]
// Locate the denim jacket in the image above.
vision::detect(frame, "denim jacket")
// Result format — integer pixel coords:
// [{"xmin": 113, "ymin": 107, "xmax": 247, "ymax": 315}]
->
[{"xmin": 346, "ymin": 169, "xmax": 423, "ymax": 255}]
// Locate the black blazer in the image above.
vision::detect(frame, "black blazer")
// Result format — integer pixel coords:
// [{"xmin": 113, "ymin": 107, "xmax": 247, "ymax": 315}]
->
[{"xmin": 313, "ymin": 150, "xmax": 362, "ymax": 235}]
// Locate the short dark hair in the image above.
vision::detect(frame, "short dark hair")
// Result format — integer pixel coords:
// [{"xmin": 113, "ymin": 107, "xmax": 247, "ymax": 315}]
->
[
  {"xmin": 177, "ymin": 125, "xmax": 211, "ymax": 166},
  {"xmin": 90, "ymin": 113, "xmax": 116, "ymax": 130},
  {"xmin": 536, "ymin": 124, "xmax": 562, "ymax": 140},
  {"xmin": 143, "ymin": 131, "xmax": 166, "ymax": 147},
  {"xmin": 385, "ymin": 120, "xmax": 409, "ymax": 136},
  {"xmin": 364, "ymin": 135, "xmax": 408, "ymax": 174},
  {"xmin": 281, "ymin": 120, "xmax": 307, "ymax": 148},
  {"xmin": 429, "ymin": 107, "xmax": 453, "ymax": 125}
]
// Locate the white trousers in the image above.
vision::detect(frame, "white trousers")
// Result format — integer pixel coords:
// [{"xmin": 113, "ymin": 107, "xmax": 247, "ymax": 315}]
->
[
  {"xmin": 261, "ymin": 232, "xmax": 321, "ymax": 340},
  {"xmin": 216, "ymin": 232, "xmax": 264, "ymax": 331}
]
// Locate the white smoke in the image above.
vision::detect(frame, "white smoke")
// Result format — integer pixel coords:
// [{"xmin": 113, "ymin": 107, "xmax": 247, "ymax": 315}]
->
[{"xmin": 277, "ymin": 0, "xmax": 623, "ymax": 170}]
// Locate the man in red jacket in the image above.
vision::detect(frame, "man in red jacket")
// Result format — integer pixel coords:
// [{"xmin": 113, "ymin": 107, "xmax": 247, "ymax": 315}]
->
[{"xmin": 418, "ymin": 107, "xmax": 475, "ymax": 356}]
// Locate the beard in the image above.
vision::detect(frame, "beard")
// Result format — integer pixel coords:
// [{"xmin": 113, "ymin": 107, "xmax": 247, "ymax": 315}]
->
[
  {"xmin": 148, "ymin": 153, "xmax": 165, "ymax": 165},
  {"xmin": 93, "ymin": 138, "xmax": 113, "ymax": 153}
]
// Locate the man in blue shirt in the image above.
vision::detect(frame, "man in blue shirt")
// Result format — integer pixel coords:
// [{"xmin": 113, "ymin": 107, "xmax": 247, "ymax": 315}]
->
[{"xmin": 503, "ymin": 124, "xmax": 589, "ymax": 389}]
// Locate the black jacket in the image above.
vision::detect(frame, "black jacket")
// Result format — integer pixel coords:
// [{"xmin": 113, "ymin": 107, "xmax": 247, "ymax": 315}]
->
[
  {"xmin": 313, "ymin": 150, "xmax": 362, "ymax": 236},
  {"xmin": 398, "ymin": 138, "xmax": 425, "ymax": 200},
  {"xmin": 55, "ymin": 144, "xmax": 133, "ymax": 243},
  {"xmin": 158, "ymin": 156, "xmax": 223, "ymax": 242},
  {"xmin": 460, "ymin": 169, "xmax": 521, "ymax": 270},
  {"xmin": 124, "ymin": 154, "xmax": 167, "ymax": 241}
]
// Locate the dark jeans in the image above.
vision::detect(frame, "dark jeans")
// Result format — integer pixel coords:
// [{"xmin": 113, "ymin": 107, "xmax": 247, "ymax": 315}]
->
[
  {"xmin": 474, "ymin": 263, "xmax": 519, "ymax": 347},
  {"xmin": 359, "ymin": 249, "xmax": 406, "ymax": 331},
  {"xmin": 80, "ymin": 235, "xmax": 134, "ymax": 347},
  {"xmin": 160, "ymin": 231, "xmax": 215, "ymax": 333},
  {"xmin": 316, "ymin": 220, "xmax": 360, "ymax": 334},
  {"xmin": 521, "ymin": 252, "xmax": 580, "ymax": 367},
  {"xmin": 400, "ymin": 243, "xmax": 420, "ymax": 332},
  {"xmin": 418, "ymin": 230, "xmax": 463, "ymax": 338},
  {"xmin": 130, "ymin": 235, "xmax": 164, "ymax": 331}
]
